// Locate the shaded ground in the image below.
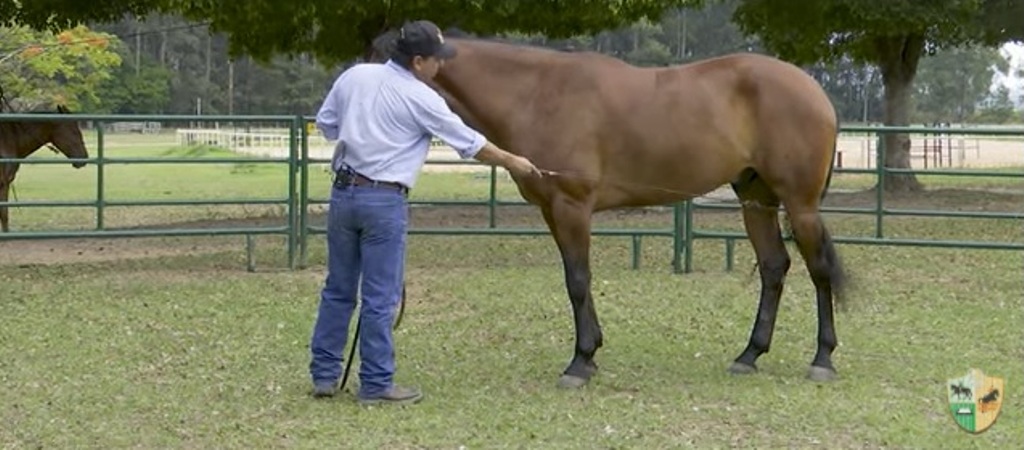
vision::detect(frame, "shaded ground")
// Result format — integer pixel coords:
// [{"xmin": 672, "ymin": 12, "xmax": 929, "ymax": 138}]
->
[{"xmin": 2, "ymin": 188, "xmax": 1021, "ymax": 267}]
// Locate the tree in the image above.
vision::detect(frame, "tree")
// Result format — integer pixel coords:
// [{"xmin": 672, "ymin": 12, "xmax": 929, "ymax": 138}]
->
[
  {"xmin": 732, "ymin": 0, "xmax": 1024, "ymax": 192},
  {"xmin": 914, "ymin": 45, "xmax": 1010, "ymax": 123},
  {"xmin": 4, "ymin": 0, "xmax": 704, "ymax": 65},
  {"xmin": 0, "ymin": 25, "xmax": 122, "ymax": 111},
  {"xmin": 91, "ymin": 58, "xmax": 173, "ymax": 113},
  {"xmin": 1, "ymin": 0, "xmax": 170, "ymax": 29},
  {"xmin": 973, "ymin": 86, "xmax": 1019, "ymax": 123}
]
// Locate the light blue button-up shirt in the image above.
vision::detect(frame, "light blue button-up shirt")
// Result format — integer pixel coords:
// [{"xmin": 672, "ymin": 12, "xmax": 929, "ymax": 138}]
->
[{"xmin": 315, "ymin": 60, "xmax": 487, "ymax": 189}]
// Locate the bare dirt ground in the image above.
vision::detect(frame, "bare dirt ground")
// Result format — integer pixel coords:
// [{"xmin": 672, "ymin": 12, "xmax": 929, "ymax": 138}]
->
[{"xmin": 2, "ymin": 187, "xmax": 1021, "ymax": 268}]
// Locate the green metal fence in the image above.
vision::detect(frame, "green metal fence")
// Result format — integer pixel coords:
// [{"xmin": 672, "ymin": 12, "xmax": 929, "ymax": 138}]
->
[
  {"xmin": 0, "ymin": 113, "xmax": 302, "ymax": 269},
  {"xmin": 2, "ymin": 113, "xmax": 1022, "ymax": 272},
  {"xmin": 296, "ymin": 116, "xmax": 685, "ymax": 271},
  {"xmin": 682, "ymin": 125, "xmax": 1024, "ymax": 272}
]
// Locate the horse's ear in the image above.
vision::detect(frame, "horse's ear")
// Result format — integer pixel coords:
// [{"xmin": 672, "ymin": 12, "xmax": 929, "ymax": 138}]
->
[
  {"xmin": 56, "ymin": 104, "xmax": 69, "ymax": 113},
  {"xmin": 369, "ymin": 29, "xmax": 399, "ymax": 62}
]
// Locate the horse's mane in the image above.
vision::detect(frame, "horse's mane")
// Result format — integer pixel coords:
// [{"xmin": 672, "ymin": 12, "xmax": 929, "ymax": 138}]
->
[
  {"xmin": 444, "ymin": 28, "xmax": 584, "ymax": 54},
  {"xmin": 442, "ymin": 28, "xmax": 643, "ymax": 71},
  {"xmin": 369, "ymin": 25, "xmax": 587, "ymax": 61}
]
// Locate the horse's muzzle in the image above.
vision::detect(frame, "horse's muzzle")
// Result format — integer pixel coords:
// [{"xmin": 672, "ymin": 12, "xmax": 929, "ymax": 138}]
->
[{"xmin": 72, "ymin": 162, "xmax": 86, "ymax": 169}]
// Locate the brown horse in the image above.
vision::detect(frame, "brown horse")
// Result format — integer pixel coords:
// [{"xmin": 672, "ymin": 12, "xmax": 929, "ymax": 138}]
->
[
  {"xmin": 0, "ymin": 105, "xmax": 89, "ymax": 232},
  {"xmin": 379, "ymin": 34, "xmax": 847, "ymax": 388}
]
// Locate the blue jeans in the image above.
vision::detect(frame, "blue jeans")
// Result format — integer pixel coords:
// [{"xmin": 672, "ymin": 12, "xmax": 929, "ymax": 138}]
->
[{"xmin": 309, "ymin": 183, "xmax": 408, "ymax": 397}]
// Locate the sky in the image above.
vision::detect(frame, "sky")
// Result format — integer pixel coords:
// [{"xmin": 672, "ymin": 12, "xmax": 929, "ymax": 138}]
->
[{"xmin": 996, "ymin": 42, "xmax": 1024, "ymax": 107}]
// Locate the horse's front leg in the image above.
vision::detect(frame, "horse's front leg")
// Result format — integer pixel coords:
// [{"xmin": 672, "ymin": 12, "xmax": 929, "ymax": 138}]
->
[{"xmin": 540, "ymin": 195, "xmax": 602, "ymax": 389}]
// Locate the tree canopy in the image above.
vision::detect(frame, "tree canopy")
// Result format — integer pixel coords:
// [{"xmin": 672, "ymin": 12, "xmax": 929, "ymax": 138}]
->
[
  {"xmin": 732, "ymin": 0, "xmax": 1024, "ymax": 191},
  {"xmin": 0, "ymin": 24, "xmax": 122, "ymax": 110},
  {"xmin": 3, "ymin": 0, "xmax": 703, "ymax": 64}
]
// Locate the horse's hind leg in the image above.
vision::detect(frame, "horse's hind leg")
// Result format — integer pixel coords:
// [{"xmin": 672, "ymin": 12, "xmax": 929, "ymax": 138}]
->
[
  {"xmin": 0, "ymin": 181, "xmax": 9, "ymax": 232},
  {"xmin": 539, "ymin": 195, "xmax": 602, "ymax": 389},
  {"xmin": 728, "ymin": 169, "xmax": 791, "ymax": 375},
  {"xmin": 785, "ymin": 201, "xmax": 846, "ymax": 382}
]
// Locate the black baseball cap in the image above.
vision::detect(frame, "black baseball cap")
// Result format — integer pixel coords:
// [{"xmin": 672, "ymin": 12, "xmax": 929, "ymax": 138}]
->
[{"xmin": 395, "ymin": 20, "xmax": 456, "ymax": 60}]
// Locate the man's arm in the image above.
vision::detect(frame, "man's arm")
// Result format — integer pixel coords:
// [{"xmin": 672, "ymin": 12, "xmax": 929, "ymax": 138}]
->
[
  {"xmin": 472, "ymin": 141, "xmax": 525, "ymax": 168},
  {"xmin": 315, "ymin": 76, "xmax": 348, "ymax": 141},
  {"xmin": 411, "ymin": 90, "xmax": 542, "ymax": 177}
]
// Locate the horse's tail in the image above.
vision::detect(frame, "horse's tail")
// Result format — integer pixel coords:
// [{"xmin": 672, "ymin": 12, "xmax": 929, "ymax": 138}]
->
[
  {"xmin": 820, "ymin": 116, "xmax": 839, "ymax": 203},
  {"xmin": 818, "ymin": 114, "xmax": 849, "ymax": 310}
]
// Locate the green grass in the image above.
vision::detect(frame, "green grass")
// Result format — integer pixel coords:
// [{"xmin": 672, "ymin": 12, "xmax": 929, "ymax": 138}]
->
[
  {"xmin": 8, "ymin": 136, "xmax": 526, "ymax": 231},
  {"xmin": 1, "ymin": 230, "xmax": 1021, "ymax": 448},
  {"xmin": 1, "ymin": 133, "xmax": 1022, "ymax": 447}
]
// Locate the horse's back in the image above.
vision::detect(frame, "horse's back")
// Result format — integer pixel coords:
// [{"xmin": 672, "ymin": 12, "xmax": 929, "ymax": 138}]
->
[
  {"xmin": 655, "ymin": 52, "xmax": 835, "ymax": 129},
  {"xmin": 585, "ymin": 53, "xmax": 838, "ymax": 206}
]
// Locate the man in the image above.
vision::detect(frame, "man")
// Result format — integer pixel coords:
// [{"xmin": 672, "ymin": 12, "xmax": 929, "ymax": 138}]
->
[{"xmin": 308, "ymin": 19, "xmax": 543, "ymax": 405}]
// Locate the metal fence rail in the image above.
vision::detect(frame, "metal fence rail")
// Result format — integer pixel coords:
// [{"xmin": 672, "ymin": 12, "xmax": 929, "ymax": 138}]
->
[
  {"xmin": 0, "ymin": 113, "xmax": 302, "ymax": 268},
  {"xmin": 682, "ymin": 125, "xmax": 1024, "ymax": 272},
  {"xmin": 2, "ymin": 113, "xmax": 1021, "ymax": 272}
]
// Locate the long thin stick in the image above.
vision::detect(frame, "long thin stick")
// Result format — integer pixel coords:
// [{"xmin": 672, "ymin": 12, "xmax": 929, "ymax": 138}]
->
[{"xmin": 339, "ymin": 284, "xmax": 406, "ymax": 392}]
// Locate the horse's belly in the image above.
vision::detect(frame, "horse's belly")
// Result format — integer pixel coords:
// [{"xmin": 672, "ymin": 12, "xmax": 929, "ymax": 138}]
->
[{"xmin": 596, "ymin": 156, "xmax": 738, "ymax": 210}]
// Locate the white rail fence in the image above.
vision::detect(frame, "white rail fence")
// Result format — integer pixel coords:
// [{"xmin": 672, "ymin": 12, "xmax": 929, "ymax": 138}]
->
[{"xmin": 175, "ymin": 128, "xmax": 479, "ymax": 172}]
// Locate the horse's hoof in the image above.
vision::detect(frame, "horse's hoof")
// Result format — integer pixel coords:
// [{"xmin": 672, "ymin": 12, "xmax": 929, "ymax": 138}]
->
[
  {"xmin": 807, "ymin": 366, "xmax": 837, "ymax": 382},
  {"xmin": 727, "ymin": 362, "xmax": 757, "ymax": 375},
  {"xmin": 556, "ymin": 374, "xmax": 589, "ymax": 389}
]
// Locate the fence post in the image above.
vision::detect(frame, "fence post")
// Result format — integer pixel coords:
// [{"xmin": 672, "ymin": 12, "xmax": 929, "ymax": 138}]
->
[
  {"xmin": 672, "ymin": 202, "xmax": 683, "ymax": 274},
  {"xmin": 299, "ymin": 117, "xmax": 310, "ymax": 268},
  {"xmin": 631, "ymin": 235, "xmax": 641, "ymax": 270},
  {"xmin": 95, "ymin": 122, "xmax": 106, "ymax": 230},
  {"xmin": 683, "ymin": 200, "xmax": 694, "ymax": 273},
  {"xmin": 488, "ymin": 165, "xmax": 497, "ymax": 228},
  {"xmin": 875, "ymin": 131, "xmax": 885, "ymax": 239},
  {"xmin": 287, "ymin": 116, "xmax": 300, "ymax": 270}
]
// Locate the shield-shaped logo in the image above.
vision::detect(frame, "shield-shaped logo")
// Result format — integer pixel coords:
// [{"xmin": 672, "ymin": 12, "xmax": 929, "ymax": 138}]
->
[{"xmin": 947, "ymin": 368, "xmax": 1005, "ymax": 433}]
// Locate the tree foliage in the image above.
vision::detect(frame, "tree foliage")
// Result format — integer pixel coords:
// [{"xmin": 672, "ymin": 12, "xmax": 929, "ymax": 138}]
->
[
  {"xmin": 914, "ymin": 45, "xmax": 1010, "ymax": 123},
  {"xmin": 731, "ymin": 0, "xmax": 1024, "ymax": 191},
  {"xmin": 0, "ymin": 24, "xmax": 122, "ymax": 110},
  {"xmin": 1, "ymin": 0, "xmax": 168, "ymax": 29},
  {"xmin": 4, "ymin": 0, "xmax": 1019, "ymax": 128},
  {"xmin": 4, "ymin": 0, "xmax": 704, "ymax": 65},
  {"xmin": 734, "ymin": 0, "xmax": 1024, "ymax": 64}
]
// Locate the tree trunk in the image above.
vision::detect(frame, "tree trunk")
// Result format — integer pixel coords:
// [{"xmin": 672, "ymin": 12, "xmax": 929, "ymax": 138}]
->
[
  {"xmin": 875, "ymin": 35, "xmax": 925, "ymax": 192},
  {"xmin": 205, "ymin": 34, "xmax": 212, "ymax": 84}
]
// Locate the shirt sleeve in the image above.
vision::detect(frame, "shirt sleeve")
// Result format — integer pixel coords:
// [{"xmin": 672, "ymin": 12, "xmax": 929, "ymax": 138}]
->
[
  {"xmin": 408, "ymin": 88, "xmax": 487, "ymax": 159},
  {"xmin": 315, "ymin": 76, "xmax": 346, "ymax": 141}
]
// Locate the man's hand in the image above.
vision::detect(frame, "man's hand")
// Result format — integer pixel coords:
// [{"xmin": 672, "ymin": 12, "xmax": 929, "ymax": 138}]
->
[
  {"xmin": 505, "ymin": 154, "xmax": 543, "ymax": 178},
  {"xmin": 473, "ymin": 141, "xmax": 545, "ymax": 178}
]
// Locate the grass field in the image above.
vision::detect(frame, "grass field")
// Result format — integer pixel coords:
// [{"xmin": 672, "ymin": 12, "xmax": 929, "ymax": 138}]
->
[{"xmin": 1, "ymin": 135, "xmax": 1022, "ymax": 448}]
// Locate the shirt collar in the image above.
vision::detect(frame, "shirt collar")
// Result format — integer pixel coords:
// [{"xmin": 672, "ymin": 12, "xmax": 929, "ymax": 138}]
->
[{"xmin": 385, "ymin": 60, "xmax": 417, "ymax": 80}]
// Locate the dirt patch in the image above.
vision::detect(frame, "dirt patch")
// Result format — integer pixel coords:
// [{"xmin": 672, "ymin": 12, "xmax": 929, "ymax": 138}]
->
[
  {"xmin": 2, "ymin": 188, "xmax": 1020, "ymax": 268},
  {"xmin": 0, "ymin": 236, "xmax": 243, "ymax": 267}
]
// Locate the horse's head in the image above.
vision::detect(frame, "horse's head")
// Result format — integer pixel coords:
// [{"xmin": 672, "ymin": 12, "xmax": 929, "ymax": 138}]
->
[
  {"xmin": 49, "ymin": 104, "xmax": 88, "ymax": 168},
  {"xmin": 368, "ymin": 28, "xmax": 399, "ymax": 63}
]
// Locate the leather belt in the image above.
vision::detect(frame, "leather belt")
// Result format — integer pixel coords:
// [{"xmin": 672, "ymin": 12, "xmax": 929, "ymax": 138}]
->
[{"xmin": 334, "ymin": 169, "xmax": 408, "ymax": 195}]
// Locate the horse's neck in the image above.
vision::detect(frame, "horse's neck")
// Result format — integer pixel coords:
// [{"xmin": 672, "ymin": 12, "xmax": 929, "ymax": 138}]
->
[
  {"xmin": 437, "ymin": 44, "xmax": 546, "ymax": 145},
  {"xmin": 0, "ymin": 122, "xmax": 48, "ymax": 158}
]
